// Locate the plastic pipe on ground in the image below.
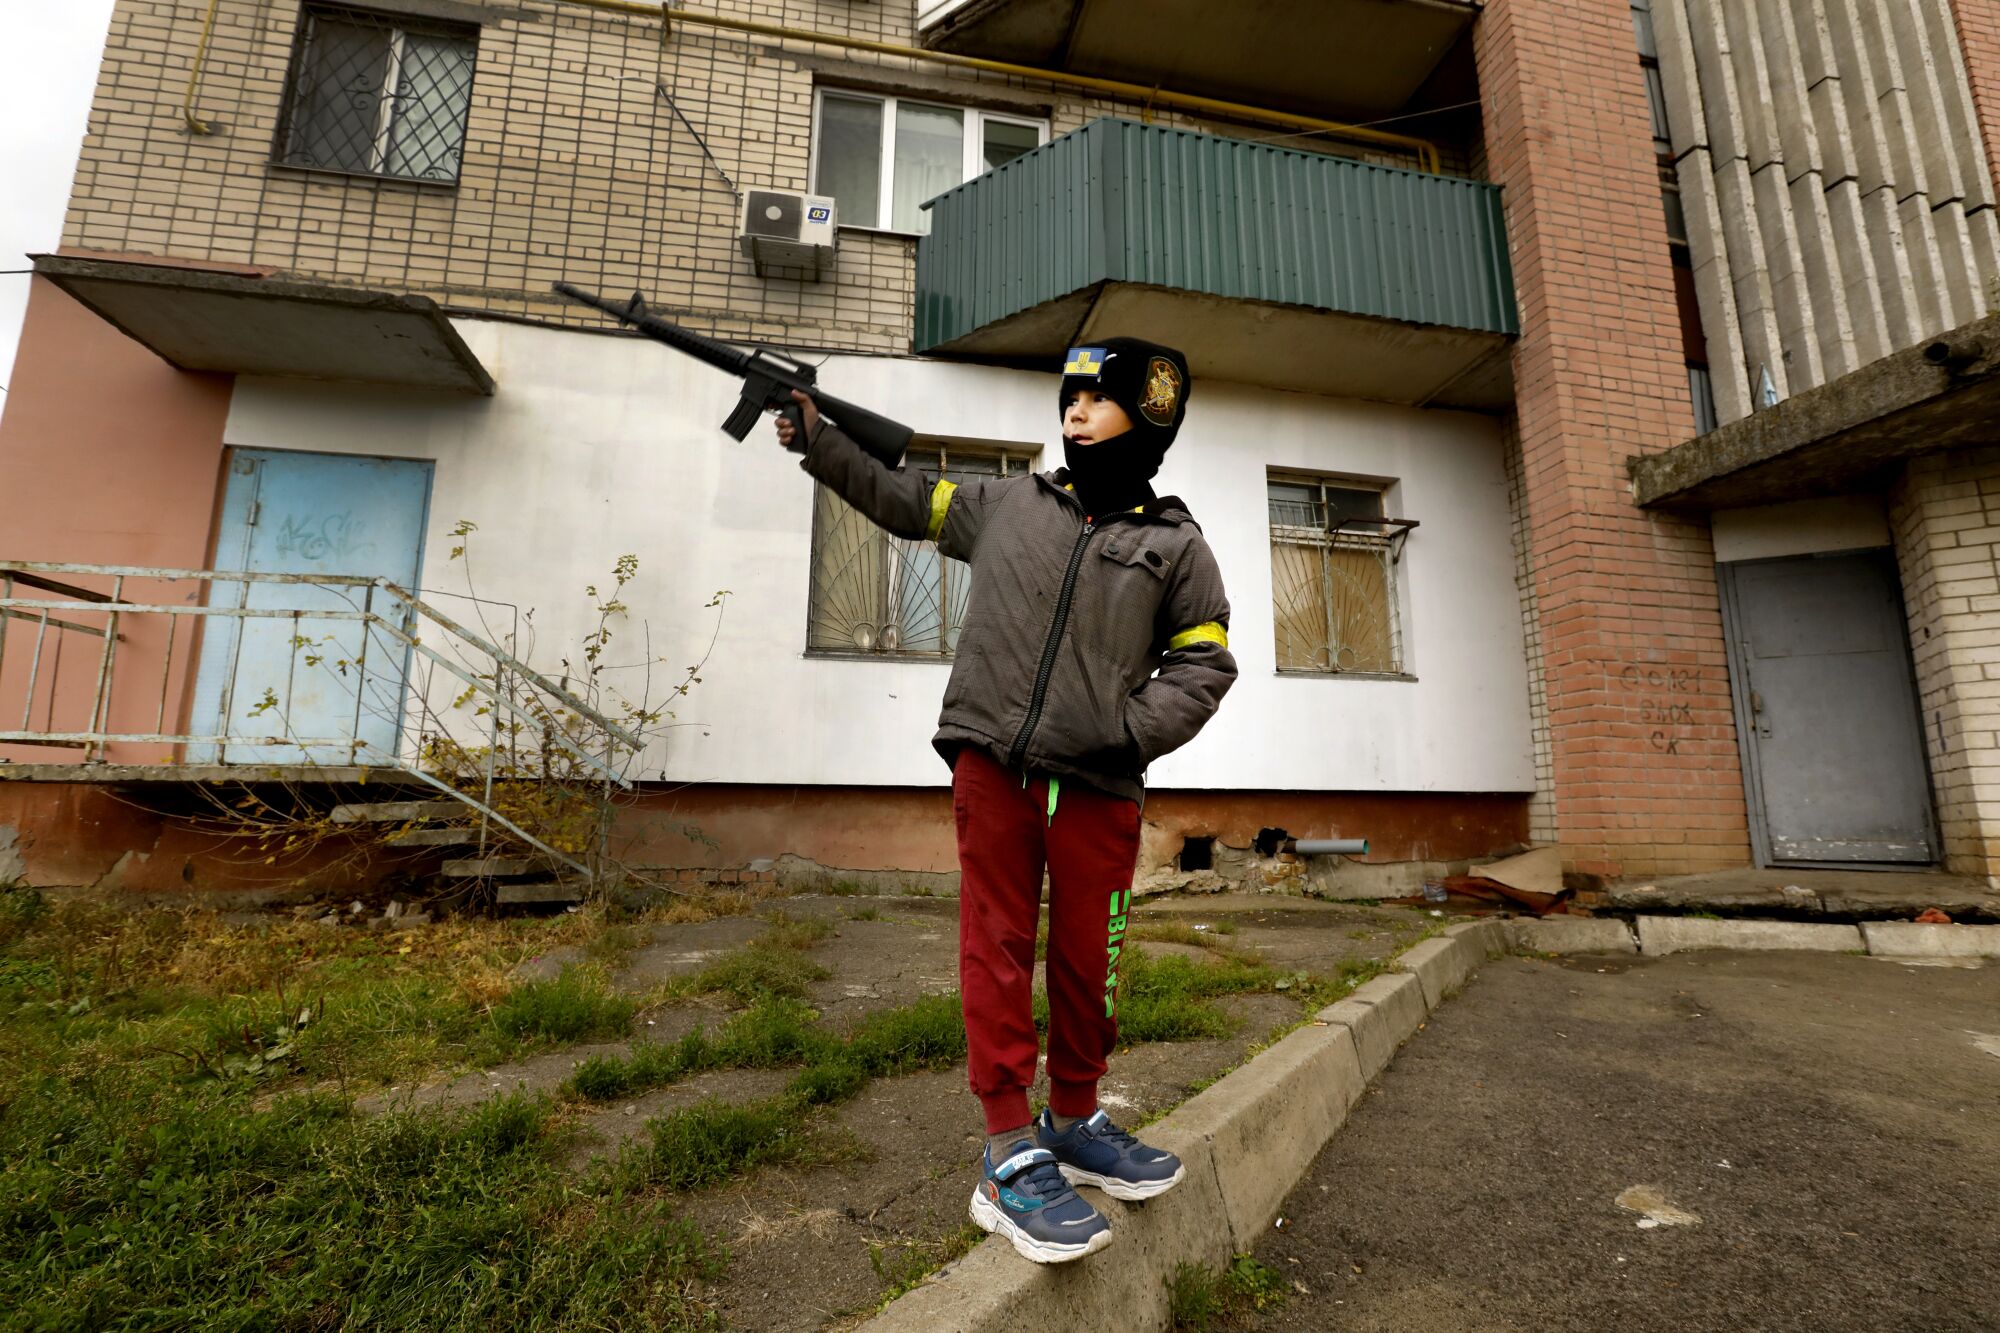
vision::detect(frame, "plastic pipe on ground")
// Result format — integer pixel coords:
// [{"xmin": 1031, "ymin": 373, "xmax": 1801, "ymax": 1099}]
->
[{"xmin": 1287, "ymin": 839, "xmax": 1370, "ymax": 856}]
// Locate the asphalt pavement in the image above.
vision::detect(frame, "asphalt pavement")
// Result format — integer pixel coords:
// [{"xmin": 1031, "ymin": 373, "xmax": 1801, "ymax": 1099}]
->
[{"xmin": 1246, "ymin": 950, "xmax": 2000, "ymax": 1332}]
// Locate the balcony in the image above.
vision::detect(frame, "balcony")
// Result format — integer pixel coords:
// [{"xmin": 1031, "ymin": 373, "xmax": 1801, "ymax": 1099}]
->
[
  {"xmin": 913, "ymin": 119, "xmax": 1518, "ymax": 410},
  {"xmin": 915, "ymin": 0, "xmax": 1480, "ymax": 122}
]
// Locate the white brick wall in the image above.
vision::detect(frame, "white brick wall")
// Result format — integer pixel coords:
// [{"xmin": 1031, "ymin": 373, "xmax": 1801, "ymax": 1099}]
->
[
  {"xmin": 1892, "ymin": 447, "xmax": 2000, "ymax": 882},
  {"xmin": 61, "ymin": 0, "xmax": 1458, "ymax": 353}
]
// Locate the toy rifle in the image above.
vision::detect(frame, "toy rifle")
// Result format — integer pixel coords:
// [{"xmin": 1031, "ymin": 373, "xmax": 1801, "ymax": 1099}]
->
[{"xmin": 553, "ymin": 283, "xmax": 912, "ymax": 467}]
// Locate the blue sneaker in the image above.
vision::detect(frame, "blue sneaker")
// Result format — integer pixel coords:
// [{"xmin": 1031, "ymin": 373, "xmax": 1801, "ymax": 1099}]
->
[
  {"xmin": 1036, "ymin": 1108, "xmax": 1186, "ymax": 1201},
  {"xmin": 969, "ymin": 1141, "xmax": 1114, "ymax": 1263}
]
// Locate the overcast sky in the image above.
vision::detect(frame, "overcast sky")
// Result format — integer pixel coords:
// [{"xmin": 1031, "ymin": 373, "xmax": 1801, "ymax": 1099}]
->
[{"xmin": 0, "ymin": 3, "xmax": 119, "ymax": 397}]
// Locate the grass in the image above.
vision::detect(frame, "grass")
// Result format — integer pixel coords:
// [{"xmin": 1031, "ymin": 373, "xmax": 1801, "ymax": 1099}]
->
[
  {"xmin": 0, "ymin": 886, "xmax": 768, "ymax": 1330},
  {"xmin": 668, "ymin": 912, "xmax": 834, "ymax": 1007},
  {"xmin": 1, "ymin": 1069, "xmax": 725, "ymax": 1329},
  {"xmin": 1328, "ymin": 954, "xmax": 1389, "ymax": 993},
  {"xmin": 867, "ymin": 1223, "xmax": 985, "ymax": 1309},
  {"xmin": 0, "ymin": 884, "xmax": 1408, "ymax": 1328},
  {"xmin": 493, "ymin": 964, "xmax": 637, "ymax": 1042},
  {"xmin": 567, "ymin": 990, "xmax": 966, "ymax": 1106},
  {"xmin": 604, "ymin": 1095, "xmax": 851, "ymax": 1193},
  {"xmin": 1119, "ymin": 950, "xmax": 1276, "ymax": 1042},
  {"xmin": 1128, "ymin": 919, "xmax": 1240, "ymax": 949},
  {"xmin": 1169, "ymin": 1254, "xmax": 1289, "ymax": 1331},
  {"xmin": 587, "ymin": 991, "xmax": 969, "ymax": 1194}
]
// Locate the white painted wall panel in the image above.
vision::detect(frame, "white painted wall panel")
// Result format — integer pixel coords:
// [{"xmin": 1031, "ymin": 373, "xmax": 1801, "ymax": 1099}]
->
[
  {"xmin": 1711, "ymin": 495, "xmax": 1892, "ymax": 563},
  {"xmin": 224, "ymin": 321, "xmax": 1536, "ymax": 794}
]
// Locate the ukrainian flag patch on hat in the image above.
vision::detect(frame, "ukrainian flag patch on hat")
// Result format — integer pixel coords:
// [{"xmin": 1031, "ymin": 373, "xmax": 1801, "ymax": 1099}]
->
[{"xmin": 1064, "ymin": 346, "xmax": 1107, "ymax": 377}]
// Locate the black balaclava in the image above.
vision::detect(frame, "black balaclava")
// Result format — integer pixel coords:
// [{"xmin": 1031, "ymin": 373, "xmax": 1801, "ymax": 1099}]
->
[{"xmin": 1057, "ymin": 337, "xmax": 1192, "ymax": 516}]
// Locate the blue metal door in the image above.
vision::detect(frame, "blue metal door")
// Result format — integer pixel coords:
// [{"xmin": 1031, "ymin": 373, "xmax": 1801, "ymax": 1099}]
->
[{"xmin": 191, "ymin": 449, "xmax": 434, "ymax": 765}]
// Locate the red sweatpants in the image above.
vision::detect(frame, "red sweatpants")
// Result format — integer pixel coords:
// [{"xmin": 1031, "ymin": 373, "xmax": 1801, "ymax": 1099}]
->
[{"xmin": 952, "ymin": 747, "xmax": 1141, "ymax": 1134}]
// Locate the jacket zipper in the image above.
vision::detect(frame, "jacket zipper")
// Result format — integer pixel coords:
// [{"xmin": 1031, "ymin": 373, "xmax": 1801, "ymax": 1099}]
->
[{"xmin": 1007, "ymin": 515, "xmax": 1095, "ymax": 770}]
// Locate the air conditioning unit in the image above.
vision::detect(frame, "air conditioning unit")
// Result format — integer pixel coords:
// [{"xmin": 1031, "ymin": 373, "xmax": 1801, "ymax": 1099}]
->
[{"xmin": 739, "ymin": 189, "xmax": 837, "ymax": 279}]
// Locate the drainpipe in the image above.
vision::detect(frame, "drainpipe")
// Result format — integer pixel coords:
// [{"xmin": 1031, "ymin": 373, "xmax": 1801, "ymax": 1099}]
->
[{"xmin": 547, "ymin": 1, "xmax": 1445, "ymax": 173}]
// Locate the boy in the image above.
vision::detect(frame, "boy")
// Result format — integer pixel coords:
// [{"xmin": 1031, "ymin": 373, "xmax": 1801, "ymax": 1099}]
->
[{"xmin": 773, "ymin": 339, "xmax": 1235, "ymax": 1263}]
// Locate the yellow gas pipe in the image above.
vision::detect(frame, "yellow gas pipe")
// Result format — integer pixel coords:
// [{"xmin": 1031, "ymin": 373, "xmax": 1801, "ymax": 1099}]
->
[
  {"xmin": 182, "ymin": 0, "xmax": 224, "ymax": 135},
  {"xmin": 549, "ymin": 1, "xmax": 1444, "ymax": 174}
]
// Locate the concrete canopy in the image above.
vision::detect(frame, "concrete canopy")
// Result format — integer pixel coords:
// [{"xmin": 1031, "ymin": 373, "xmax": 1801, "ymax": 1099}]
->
[
  {"xmin": 32, "ymin": 255, "xmax": 495, "ymax": 396},
  {"xmin": 917, "ymin": 0, "xmax": 1479, "ymax": 121},
  {"xmin": 933, "ymin": 280, "xmax": 1516, "ymax": 411},
  {"xmin": 1629, "ymin": 313, "xmax": 2000, "ymax": 512}
]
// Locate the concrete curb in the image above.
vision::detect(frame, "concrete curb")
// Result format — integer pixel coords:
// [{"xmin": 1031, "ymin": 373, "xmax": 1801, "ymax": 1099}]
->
[
  {"xmin": 861, "ymin": 911, "xmax": 1997, "ymax": 1331},
  {"xmin": 861, "ymin": 939, "xmax": 1458, "ymax": 1331},
  {"xmin": 1509, "ymin": 917, "xmax": 1639, "ymax": 954},
  {"xmin": 1317, "ymin": 972, "xmax": 1427, "ymax": 1081},
  {"xmin": 1858, "ymin": 921, "xmax": 2000, "ymax": 957},
  {"xmin": 1393, "ymin": 919, "xmax": 1507, "ymax": 1008},
  {"xmin": 1509, "ymin": 915, "xmax": 2000, "ymax": 960},
  {"xmin": 1636, "ymin": 916, "xmax": 1862, "ymax": 955}
]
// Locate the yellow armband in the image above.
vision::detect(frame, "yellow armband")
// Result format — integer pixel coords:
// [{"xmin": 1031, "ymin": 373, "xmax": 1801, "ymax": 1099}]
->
[
  {"xmin": 926, "ymin": 480, "xmax": 958, "ymax": 541},
  {"xmin": 1168, "ymin": 622, "xmax": 1228, "ymax": 651}
]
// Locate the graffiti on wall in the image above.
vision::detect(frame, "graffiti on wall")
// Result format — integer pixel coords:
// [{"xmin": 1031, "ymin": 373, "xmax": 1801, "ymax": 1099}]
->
[{"xmin": 1617, "ymin": 663, "xmax": 1699, "ymax": 756}]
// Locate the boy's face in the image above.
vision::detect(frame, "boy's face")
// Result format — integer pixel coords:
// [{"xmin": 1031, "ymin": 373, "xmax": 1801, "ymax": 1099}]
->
[{"xmin": 1062, "ymin": 389, "xmax": 1134, "ymax": 445}]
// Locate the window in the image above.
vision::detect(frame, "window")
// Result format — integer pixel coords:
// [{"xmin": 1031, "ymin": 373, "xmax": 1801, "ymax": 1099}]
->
[
  {"xmin": 276, "ymin": 5, "xmax": 478, "ymax": 184},
  {"xmin": 810, "ymin": 90, "xmax": 1045, "ymax": 234},
  {"xmin": 1267, "ymin": 476, "xmax": 1413, "ymax": 676},
  {"xmin": 1688, "ymin": 364, "xmax": 1719, "ymax": 434},
  {"xmin": 809, "ymin": 444, "xmax": 1036, "ymax": 657},
  {"xmin": 1631, "ymin": 0, "xmax": 1672, "ymax": 155}
]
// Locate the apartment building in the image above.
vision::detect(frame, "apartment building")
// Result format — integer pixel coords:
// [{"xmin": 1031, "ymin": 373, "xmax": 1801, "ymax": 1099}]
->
[{"xmin": 2, "ymin": 0, "xmax": 1997, "ymax": 899}]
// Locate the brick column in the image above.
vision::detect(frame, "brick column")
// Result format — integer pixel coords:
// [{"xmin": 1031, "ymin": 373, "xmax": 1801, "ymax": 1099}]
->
[
  {"xmin": 1474, "ymin": 0, "xmax": 1752, "ymax": 879},
  {"xmin": 1953, "ymin": 0, "xmax": 2000, "ymax": 197}
]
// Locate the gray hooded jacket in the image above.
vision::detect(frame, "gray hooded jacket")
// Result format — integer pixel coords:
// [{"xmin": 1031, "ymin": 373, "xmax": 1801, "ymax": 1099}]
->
[{"xmin": 801, "ymin": 421, "xmax": 1237, "ymax": 804}]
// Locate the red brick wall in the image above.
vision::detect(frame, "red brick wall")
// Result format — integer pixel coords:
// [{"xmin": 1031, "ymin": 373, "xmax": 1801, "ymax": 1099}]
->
[
  {"xmin": 1474, "ymin": 0, "xmax": 1751, "ymax": 879},
  {"xmin": 1953, "ymin": 0, "xmax": 2000, "ymax": 197}
]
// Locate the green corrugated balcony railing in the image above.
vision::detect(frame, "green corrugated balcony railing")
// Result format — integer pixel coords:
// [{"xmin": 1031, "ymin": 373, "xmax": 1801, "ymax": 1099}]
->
[{"xmin": 915, "ymin": 118, "xmax": 1518, "ymax": 354}]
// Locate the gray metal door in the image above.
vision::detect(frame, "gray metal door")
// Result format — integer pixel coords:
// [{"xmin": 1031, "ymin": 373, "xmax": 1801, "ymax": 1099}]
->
[{"xmin": 1720, "ymin": 551, "xmax": 1937, "ymax": 865}]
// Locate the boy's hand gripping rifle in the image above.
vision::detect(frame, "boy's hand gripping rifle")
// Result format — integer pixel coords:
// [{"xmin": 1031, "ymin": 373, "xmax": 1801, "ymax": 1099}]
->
[{"xmin": 553, "ymin": 283, "xmax": 912, "ymax": 467}]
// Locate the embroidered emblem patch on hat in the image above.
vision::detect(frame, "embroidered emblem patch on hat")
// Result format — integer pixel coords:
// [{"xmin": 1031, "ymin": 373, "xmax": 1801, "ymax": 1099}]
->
[
  {"xmin": 1064, "ymin": 347, "xmax": 1107, "ymax": 377},
  {"xmin": 1139, "ymin": 356, "xmax": 1183, "ymax": 426}
]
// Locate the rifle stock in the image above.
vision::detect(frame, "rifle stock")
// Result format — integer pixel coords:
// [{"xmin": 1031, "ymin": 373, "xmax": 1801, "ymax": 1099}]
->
[{"xmin": 554, "ymin": 282, "xmax": 912, "ymax": 467}]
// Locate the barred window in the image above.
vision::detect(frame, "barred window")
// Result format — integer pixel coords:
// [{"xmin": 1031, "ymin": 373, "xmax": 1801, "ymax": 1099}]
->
[
  {"xmin": 809, "ymin": 445, "xmax": 1035, "ymax": 657},
  {"xmin": 1268, "ymin": 475, "xmax": 1415, "ymax": 676},
  {"xmin": 276, "ymin": 6, "xmax": 478, "ymax": 184}
]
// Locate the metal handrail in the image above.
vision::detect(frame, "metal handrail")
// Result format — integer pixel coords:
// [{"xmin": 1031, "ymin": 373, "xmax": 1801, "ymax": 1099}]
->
[
  {"xmin": 377, "ymin": 581, "xmax": 643, "ymax": 751},
  {"xmin": 0, "ymin": 560, "xmax": 647, "ymax": 881}
]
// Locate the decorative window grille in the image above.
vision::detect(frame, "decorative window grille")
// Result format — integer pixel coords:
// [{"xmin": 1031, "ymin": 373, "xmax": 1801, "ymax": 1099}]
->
[
  {"xmin": 1267, "ymin": 476, "xmax": 1416, "ymax": 675},
  {"xmin": 275, "ymin": 6, "xmax": 478, "ymax": 184},
  {"xmin": 809, "ymin": 445, "xmax": 1036, "ymax": 657},
  {"xmin": 810, "ymin": 90, "xmax": 1046, "ymax": 234}
]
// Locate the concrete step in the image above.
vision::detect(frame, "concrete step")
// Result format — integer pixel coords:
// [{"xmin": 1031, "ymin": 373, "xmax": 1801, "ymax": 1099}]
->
[
  {"xmin": 385, "ymin": 826, "xmax": 482, "ymax": 848},
  {"xmin": 496, "ymin": 881, "xmax": 583, "ymax": 904},
  {"xmin": 442, "ymin": 856, "xmax": 549, "ymax": 878},
  {"xmin": 1609, "ymin": 867, "xmax": 2000, "ymax": 922},
  {"xmin": 330, "ymin": 800, "xmax": 468, "ymax": 825}
]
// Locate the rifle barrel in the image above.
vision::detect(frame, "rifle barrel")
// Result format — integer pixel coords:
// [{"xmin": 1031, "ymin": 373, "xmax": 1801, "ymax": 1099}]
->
[{"xmin": 552, "ymin": 282, "xmax": 750, "ymax": 374}]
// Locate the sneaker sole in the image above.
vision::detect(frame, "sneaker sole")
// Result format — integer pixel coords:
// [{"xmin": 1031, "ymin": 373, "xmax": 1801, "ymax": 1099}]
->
[
  {"xmin": 968, "ymin": 1187, "xmax": 1114, "ymax": 1264},
  {"xmin": 1057, "ymin": 1162, "xmax": 1187, "ymax": 1202}
]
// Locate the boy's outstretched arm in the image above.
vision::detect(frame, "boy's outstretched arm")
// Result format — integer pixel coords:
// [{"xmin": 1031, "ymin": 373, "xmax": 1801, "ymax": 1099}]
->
[
  {"xmin": 778, "ymin": 391, "xmax": 994, "ymax": 557},
  {"xmin": 1125, "ymin": 537, "xmax": 1238, "ymax": 766}
]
